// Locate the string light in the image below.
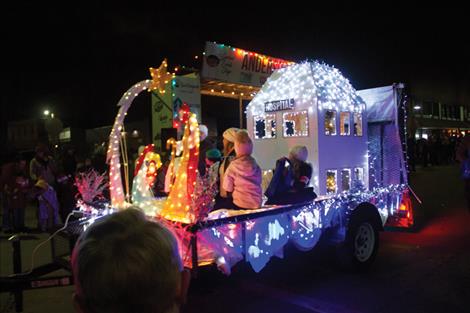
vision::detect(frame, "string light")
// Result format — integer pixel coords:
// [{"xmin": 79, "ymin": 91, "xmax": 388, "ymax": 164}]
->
[
  {"xmin": 207, "ymin": 41, "xmax": 296, "ymax": 69},
  {"xmin": 149, "ymin": 59, "xmax": 176, "ymax": 94},
  {"xmin": 160, "ymin": 104, "xmax": 200, "ymax": 223},
  {"xmin": 247, "ymin": 61, "xmax": 365, "ymax": 118},
  {"xmin": 107, "ymin": 79, "xmax": 153, "ymax": 208},
  {"xmin": 326, "ymin": 170, "xmax": 337, "ymax": 194}
]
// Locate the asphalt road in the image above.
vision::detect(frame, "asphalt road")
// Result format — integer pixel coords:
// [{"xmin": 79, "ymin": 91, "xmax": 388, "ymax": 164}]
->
[{"xmin": 1, "ymin": 165, "xmax": 469, "ymax": 313}]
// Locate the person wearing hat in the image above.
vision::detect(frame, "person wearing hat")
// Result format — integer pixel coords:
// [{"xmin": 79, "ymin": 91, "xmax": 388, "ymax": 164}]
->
[
  {"xmin": 221, "ymin": 130, "xmax": 262, "ymax": 210},
  {"xmin": 197, "ymin": 124, "xmax": 215, "ymax": 177},
  {"xmin": 203, "ymin": 148, "xmax": 223, "ymax": 189},
  {"xmin": 34, "ymin": 178, "xmax": 60, "ymax": 232},
  {"xmin": 30, "ymin": 143, "xmax": 58, "ymax": 186},
  {"xmin": 213, "ymin": 128, "xmax": 239, "ymax": 210},
  {"xmin": 265, "ymin": 145, "xmax": 317, "ymax": 205},
  {"xmin": 205, "ymin": 148, "xmax": 222, "ymax": 168}
]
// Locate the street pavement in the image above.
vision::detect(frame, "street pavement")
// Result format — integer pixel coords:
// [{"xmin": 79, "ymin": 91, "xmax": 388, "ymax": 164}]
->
[{"xmin": 1, "ymin": 165, "xmax": 469, "ymax": 313}]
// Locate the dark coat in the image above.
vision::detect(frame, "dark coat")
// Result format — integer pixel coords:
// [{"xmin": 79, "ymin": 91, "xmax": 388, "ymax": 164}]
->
[
  {"xmin": 265, "ymin": 158, "xmax": 317, "ymax": 205},
  {"xmin": 198, "ymin": 138, "xmax": 215, "ymax": 176}
]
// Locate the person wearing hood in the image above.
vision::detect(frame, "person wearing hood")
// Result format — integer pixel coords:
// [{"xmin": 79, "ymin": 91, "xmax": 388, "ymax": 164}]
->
[
  {"xmin": 221, "ymin": 130, "xmax": 262, "ymax": 210},
  {"xmin": 34, "ymin": 178, "xmax": 60, "ymax": 232}
]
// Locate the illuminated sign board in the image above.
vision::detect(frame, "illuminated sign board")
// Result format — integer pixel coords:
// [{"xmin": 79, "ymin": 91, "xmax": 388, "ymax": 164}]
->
[
  {"xmin": 201, "ymin": 41, "xmax": 294, "ymax": 87},
  {"xmin": 264, "ymin": 99, "xmax": 295, "ymax": 112}
]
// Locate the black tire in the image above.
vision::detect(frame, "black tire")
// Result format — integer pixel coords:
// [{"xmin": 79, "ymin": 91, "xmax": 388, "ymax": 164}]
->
[{"xmin": 336, "ymin": 210, "xmax": 380, "ymax": 271}]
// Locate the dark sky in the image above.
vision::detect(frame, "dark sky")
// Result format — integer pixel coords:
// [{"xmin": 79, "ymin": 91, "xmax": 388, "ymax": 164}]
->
[{"xmin": 2, "ymin": 3, "xmax": 469, "ymax": 129}]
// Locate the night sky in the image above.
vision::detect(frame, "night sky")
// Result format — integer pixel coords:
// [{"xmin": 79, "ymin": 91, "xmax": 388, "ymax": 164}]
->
[{"xmin": 2, "ymin": 3, "xmax": 469, "ymax": 130}]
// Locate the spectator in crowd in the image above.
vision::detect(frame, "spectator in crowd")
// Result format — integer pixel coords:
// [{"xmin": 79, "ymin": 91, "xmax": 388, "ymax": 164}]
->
[
  {"xmin": 62, "ymin": 147, "xmax": 77, "ymax": 177},
  {"xmin": 30, "ymin": 143, "xmax": 57, "ymax": 186},
  {"xmin": 56, "ymin": 172, "xmax": 76, "ymax": 223},
  {"xmin": 72, "ymin": 208, "xmax": 190, "ymax": 313},
  {"xmin": 33, "ymin": 179, "xmax": 60, "ymax": 231},
  {"xmin": 416, "ymin": 137, "xmax": 429, "ymax": 167},
  {"xmin": 1, "ymin": 154, "xmax": 30, "ymax": 232}
]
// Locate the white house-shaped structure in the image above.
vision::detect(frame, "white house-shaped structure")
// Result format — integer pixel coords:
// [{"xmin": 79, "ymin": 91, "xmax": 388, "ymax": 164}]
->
[{"xmin": 246, "ymin": 61, "xmax": 368, "ymax": 196}]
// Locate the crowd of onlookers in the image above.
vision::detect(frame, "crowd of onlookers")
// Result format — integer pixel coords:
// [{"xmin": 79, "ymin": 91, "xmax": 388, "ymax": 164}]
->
[
  {"xmin": 407, "ymin": 132, "xmax": 460, "ymax": 171},
  {"xmin": 0, "ymin": 143, "xmax": 107, "ymax": 233}
]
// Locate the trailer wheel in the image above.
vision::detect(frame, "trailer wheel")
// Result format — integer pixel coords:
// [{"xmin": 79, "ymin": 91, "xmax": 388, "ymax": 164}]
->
[{"xmin": 336, "ymin": 210, "xmax": 380, "ymax": 271}]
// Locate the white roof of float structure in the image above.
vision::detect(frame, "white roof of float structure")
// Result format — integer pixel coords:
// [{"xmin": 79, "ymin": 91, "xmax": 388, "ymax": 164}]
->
[{"xmin": 247, "ymin": 61, "xmax": 366, "ymax": 117}]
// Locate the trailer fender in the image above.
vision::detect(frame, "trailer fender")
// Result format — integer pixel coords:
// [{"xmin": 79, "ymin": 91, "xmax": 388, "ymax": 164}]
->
[{"xmin": 349, "ymin": 202, "xmax": 384, "ymax": 232}]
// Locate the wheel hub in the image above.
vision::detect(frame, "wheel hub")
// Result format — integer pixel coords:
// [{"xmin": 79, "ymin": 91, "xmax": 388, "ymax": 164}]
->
[{"xmin": 354, "ymin": 222, "xmax": 375, "ymax": 262}]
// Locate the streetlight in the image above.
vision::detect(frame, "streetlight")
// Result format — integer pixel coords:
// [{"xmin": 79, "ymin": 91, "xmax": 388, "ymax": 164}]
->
[{"xmin": 43, "ymin": 110, "xmax": 50, "ymax": 116}]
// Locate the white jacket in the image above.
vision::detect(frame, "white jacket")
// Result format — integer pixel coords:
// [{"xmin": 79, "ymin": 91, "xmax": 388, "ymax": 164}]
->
[{"xmin": 222, "ymin": 155, "xmax": 262, "ymax": 209}]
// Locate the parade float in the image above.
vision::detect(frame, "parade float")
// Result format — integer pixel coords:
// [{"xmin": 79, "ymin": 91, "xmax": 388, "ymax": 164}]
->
[
  {"xmin": 0, "ymin": 48, "xmax": 418, "ymax": 313},
  {"xmin": 85, "ymin": 56, "xmax": 416, "ymax": 275}
]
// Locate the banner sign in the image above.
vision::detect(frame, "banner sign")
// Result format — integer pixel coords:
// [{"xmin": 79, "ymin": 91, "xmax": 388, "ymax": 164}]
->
[
  {"xmin": 151, "ymin": 87, "xmax": 172, "ymax": 151},
  {"xmin": 172, "ymin": 73, "xmax": 201, "ymax": 124},
  {"xmin": 265, "ymin": 99, "xmax": 295, "ymax": 112},
  {"xmin": 152, "ymin": 74, "xmax": 202, "ymax": 150},
  {"xmin": 201, "ymin": 41, "xmax": 294, "ymax": 87}
]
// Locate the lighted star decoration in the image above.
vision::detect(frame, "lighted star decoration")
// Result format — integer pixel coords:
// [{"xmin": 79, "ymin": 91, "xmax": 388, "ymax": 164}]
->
[{"xmin": 149, "ymin": 59, "xmax": 174, "ymax": 93}]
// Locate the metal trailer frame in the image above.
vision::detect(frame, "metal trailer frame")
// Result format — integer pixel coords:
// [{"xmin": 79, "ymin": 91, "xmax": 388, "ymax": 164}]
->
[{"xmin": 0, "ymin": 229, "xmax": 79, "ymax": 312}]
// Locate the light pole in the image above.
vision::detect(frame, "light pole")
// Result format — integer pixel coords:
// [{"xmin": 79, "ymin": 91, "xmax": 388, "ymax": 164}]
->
[{"xmin": 43, "ymin": 109, "xmax": 63, "ymax": 146}]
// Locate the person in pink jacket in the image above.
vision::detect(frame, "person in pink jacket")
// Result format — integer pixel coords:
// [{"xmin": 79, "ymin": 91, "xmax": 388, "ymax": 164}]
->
[{"xmin": 222, "ymin": 130, "xmax": 262, "ymax": 210}]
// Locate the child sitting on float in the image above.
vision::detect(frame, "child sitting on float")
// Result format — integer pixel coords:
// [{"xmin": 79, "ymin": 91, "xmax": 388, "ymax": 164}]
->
[{"xmin": 221, "ymin": 130, "xmax": 262, "ymax": 210}]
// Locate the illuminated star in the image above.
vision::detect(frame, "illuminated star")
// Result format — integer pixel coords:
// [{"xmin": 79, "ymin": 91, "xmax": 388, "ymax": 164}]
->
[{"xmin": 149, "ymin": 59, "xmax": 174, "ymax": 93}]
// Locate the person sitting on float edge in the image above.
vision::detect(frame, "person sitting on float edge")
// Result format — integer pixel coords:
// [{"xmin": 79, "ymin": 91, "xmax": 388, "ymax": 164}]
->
[
  {"xmin": 265, "ymin": 145, "xmax": 317, "ymax": 205},
  {"xmin": 71, "ymin": 208, "xmax": 190, "ymax": 313},
  {"xmin": 197, "ymin": 124, "xmax": 215, "ymax": 177},
  {"xmin": 222, "ymin": 130, "xmax": 262, "ymax": 210},
  {"xmin": 205, "ymin": 148, "xmax": 222, "ymax": 169},
  {"xmin": 213, "ymin": 127, "xmax": 239, "ymax": 209}
]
